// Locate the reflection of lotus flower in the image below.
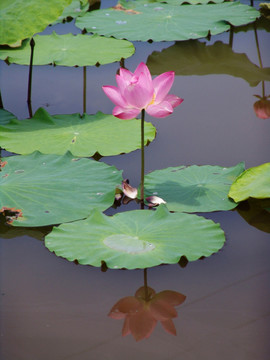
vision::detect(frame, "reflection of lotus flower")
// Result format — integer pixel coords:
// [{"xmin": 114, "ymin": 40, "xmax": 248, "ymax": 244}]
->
[
  {"xmin": 109, "ymin": 286, "xmax": 186, "ymax": 341},
  {"xmin": 102, "ymin": 62, "xmax": 183, "ymax": 119},
  {"xmin": 253, "ymin": 95, "xmax": 270, "ymax": 119}
]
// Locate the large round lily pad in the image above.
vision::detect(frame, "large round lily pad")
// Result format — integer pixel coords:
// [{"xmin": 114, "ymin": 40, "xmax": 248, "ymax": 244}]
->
[
  {"xmin": 146, "ymin": 40, "xmax": 270, "ymax": 87},
  {"xmin": 144, "ymin": 163, "xmax": 245, "ymax": 212},
  {"xmin": 45, "ymin": 204, "xmax": 225, "ymax": 269},
  {"xmin": 0, "ymin": 108, "xmax": 156, "ymax": 157},
  {"xmin": 229, "ymin": 163, "xmax": 270, "ymax": 202},
  {"xmin": 75, "ymin": 2, "xmax": 259, "ymax": 42},
  {"xmin": 0, "ymin": 152, "xmax": 123, "ymax": 227},
  {"xmin": 0, "ymin": 0, "xmax": 72, "ymax": 46},
  {"xmin": 0, "ymin": 32, "xmax": 135, "ymax": 66}
]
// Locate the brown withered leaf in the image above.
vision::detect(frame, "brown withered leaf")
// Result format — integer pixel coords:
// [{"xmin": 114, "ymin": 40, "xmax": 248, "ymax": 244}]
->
[
  {"xmin": 0, "ymin": 207, "xmax": 23, "ymax": 224},
  {"xmin": 112, "ymin": 3, "xmax": 141, "ymax": 14}
]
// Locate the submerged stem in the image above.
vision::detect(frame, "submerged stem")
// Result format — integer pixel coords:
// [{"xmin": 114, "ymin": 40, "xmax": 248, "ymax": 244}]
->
[
  {"xmin": 144, "ymin": 268, "xmax": 148, "ymax": 300},
  {"xmin": 254, "ymin": 22, "xmax": 263, "ymax": 69},
  {"xmin": 140, "ymin": 109, "xmax": 145, "ymax": 209}
]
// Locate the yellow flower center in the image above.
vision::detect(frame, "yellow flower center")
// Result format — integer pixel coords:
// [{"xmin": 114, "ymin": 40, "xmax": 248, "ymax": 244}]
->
[{"xmin": 148, "ymin": 93, "xmax": 156, "ymax": 106}]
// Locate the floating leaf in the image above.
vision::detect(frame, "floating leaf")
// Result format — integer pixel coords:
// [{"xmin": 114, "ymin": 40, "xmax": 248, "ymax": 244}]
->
[
  {"xmin": 0, "ymin": 108, "xmax": 155, "ymax": 157},
  {"xmin": 0, "ymin": 32, "xmax": 135, "ymax": 66},
  {"xmin": 54, "ymin": 0, "xmax": 89, "ymax": 24},
  {"xmin": 0, "ymin": 0, "xmax": 72, "ymax": 46},
  {"xmin": 147, "ymin": 40, "xmax": 270, "ymax": 87},
  {"xmin": 229, "ymin": 163, "xmax": 270, "ymax": 202},
  {"xmin": 75, "ymin": 2, "xmax": 259, "ymax": 42},
  {"xmin": 120, "ymin": 0, "xmax": 226, "ymax": 6},
  {"xmin": 0, "ymin": 152, "xmax": 123, "ymax": 227},
  {"xmin": 45, "ymin": 204, "xmax": 225, "ymax": 269},
  {"xmin": 143, "ymin": 163, "xmax": 245, "ymax": 213},
  {"xmin": 0, "ymin": 109, "xmax": 16, "ymax": 126}
]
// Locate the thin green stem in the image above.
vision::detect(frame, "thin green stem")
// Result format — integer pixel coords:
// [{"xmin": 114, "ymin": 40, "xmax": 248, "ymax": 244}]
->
[
  {"xmin": 27, "ymin": 37, "xmax": 35, "ymax": 118},
  {"xmin": 140, "ymin": 109, "xmax": 145, "ymax": 209}
]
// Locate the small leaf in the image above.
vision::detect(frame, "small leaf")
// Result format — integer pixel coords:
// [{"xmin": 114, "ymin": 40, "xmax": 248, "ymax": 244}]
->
[
  {"xmin": 144, "ymin": 163, "xmax": 245, "ymax": 212},
  {"xmin": 229, "ymin": 163, "xmax": 270, "ymax": 202},
  {"xmin": 54, "ymin": 0, "xmax": 89, "ymax": 24}
]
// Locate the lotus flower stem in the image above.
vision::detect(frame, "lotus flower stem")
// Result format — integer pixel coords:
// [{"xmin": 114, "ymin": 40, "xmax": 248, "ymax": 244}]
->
[
  {"xmin": 140, "ymin": 109, "xmax": 145, "ymax": 208},
  {"xmin": 27, "ymin": 37, "xmax": 35, "ymax": 118}
]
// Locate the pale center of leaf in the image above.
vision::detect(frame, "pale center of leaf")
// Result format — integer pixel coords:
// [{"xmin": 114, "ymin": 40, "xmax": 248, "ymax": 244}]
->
[{"xmin": 103, "ymin": 234, "xmax": 155, "ymax": 254}]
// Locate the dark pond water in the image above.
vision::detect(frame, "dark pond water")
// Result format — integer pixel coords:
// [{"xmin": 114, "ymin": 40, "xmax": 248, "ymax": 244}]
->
[{"xmin": 1, "ymin": 1, "xmax": 270, "ymax": 359}]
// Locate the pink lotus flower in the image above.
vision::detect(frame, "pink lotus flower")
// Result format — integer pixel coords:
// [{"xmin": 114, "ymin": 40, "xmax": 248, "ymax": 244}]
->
[
  {"xmin": 102, "ymin": 62, "xmax": 183, "ymax": 119},
  {"xmin": 108, "ymin": 286, "xmax": 186, "ymax": 341}
]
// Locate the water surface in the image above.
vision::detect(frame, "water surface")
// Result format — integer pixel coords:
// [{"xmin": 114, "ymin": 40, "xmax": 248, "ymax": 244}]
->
[{"xmin": 1, "ymin": 2, "xmax": 270, "ymax": 359}]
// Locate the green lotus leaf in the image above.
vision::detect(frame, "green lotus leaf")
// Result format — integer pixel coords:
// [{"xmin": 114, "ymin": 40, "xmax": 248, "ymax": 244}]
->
[
  {"xmin": 75, "ymin": 2, "xmax": 259, "ymax": 42},
  {"xmin": 236, "ymin": 198, "xmax": 270, "ymax": 233},
  {"xmin": 146, "ymin": 40, "xmax": 270, "ymax": 87},
  {"xmin": 0, "ymin": 0, "xmax": 72, "ymax": 46},
  {"xmin": 144, "ymin": 163, "xmax": 245, "ymax": 212},
  {"xmin": 0, "ymin": 152, "xmax": 123, "ymax": 227},
  {"xmin": 120, "ymin": 0, "xmax": 225, "ymax": 6},
  {"xmin": 0, "ymin": 108, "xmax": 155, "ymax": 157},
  {"xmin": 229, "ymin": 163, "xmax": 270, "ymax": 202},
  {"xmin": 0, "ymin": 32, "xmax": 135, "ymax": 66},
  {"xmin": 0, "ymin": 109, "xmax": 16, "ymax": 126},
  {"xmin": 45, "ymin": 204, "xmax": 225, "ymax": 269},
  {"xmin": 54, "ymin": 0, "xmax": 89, "ymax": 24}
]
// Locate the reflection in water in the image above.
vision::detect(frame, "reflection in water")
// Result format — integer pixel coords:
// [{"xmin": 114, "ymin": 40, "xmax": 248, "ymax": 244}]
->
[
  {"xmin": 253, "ymin": 20, "xmax": 270, "ymax": 119},
  {"xmin": 253, "ymin": 92, "xmax": 270, "ymax": 119},
  {"xmin": 236, "ymin": 198, "xmax": 270, "ymax": 233},
  {"xmin": 108, "ymin": 269, "xmax": 186, "ymax": 341}
]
